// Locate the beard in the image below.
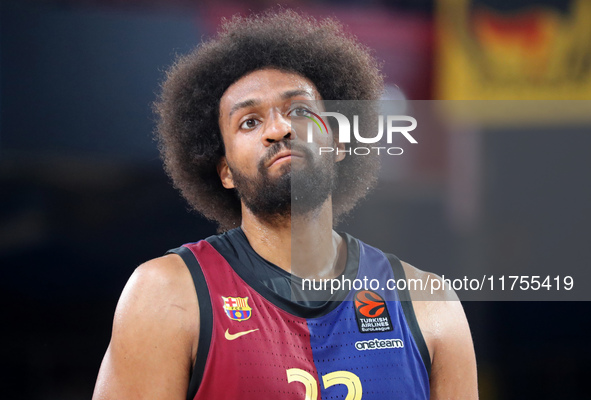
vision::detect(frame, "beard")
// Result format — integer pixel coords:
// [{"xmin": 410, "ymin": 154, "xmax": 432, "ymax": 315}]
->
[{"xmin": 228, "ymin": 140, "xmax": 337, "ymax": 224}]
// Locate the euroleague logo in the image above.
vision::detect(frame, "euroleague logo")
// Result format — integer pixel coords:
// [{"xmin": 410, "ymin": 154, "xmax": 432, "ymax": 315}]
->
[
  {"xmin": 355, "ymin": 290, "xmax": 386, "ymax": 318},
  {"xmin": 353, "ymin": 290, "xmax": 393, "ymax": 333}
]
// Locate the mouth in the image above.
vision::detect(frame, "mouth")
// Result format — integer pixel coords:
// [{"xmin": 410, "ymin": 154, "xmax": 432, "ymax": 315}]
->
[{"xmin": 266, "ymin": 150, "xmax": 304, "ymax": 168}]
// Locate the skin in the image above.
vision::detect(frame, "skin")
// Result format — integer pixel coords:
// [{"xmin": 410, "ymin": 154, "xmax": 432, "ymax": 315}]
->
[
  {"xmin": 93, "ymin": 69, "xmax": 478, "ymax": 400},
  {"xmin": 216, "ymin": 68, "xmax": 346, "ymax": 280}
]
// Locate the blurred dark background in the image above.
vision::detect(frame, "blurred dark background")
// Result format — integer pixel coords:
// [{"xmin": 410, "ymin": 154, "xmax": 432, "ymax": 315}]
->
[{"xmin": 1, "ymin": 0, "xmax": 590, "ymax": 398}]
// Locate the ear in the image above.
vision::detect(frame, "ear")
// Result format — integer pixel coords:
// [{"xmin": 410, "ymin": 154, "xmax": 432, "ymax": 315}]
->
[
  {"xmin": 332, "ymin": 125, "xmax": 346, "ymax": 162},
  {"xmin": 217, "ymin": 157, "xmax": 235, "ymax": 189},
  {"xmin": 335, "ymin": 140, "xmax": 346, "ymax": 162}
]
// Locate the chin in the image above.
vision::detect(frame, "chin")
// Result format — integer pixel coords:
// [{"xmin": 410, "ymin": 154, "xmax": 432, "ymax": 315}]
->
[
  {"xmin": 265, "ymin": 165, "xmax": 291, "ymax": 186},
  {"xmin": 269, "ymin": 162, "xmax": 292, "ymax": 178}
]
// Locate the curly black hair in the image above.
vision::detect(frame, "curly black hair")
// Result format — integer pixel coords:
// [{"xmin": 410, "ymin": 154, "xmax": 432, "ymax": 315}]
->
[{"xmin": 154, "ymin": 9, "xmax": 384, "ymax": 231}]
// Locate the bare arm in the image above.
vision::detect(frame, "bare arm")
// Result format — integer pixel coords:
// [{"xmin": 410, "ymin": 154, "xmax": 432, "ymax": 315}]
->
[
  {"xmin": 92, "ymin": 254, "xmax": 199, "ymax": 400},
  {"xmin": 402, "ymin": 262, "xmax": 479, "ymax": 400},
  {"xmin": 428, "ymin": 297, "xmax": 478, "ymax": 399}
]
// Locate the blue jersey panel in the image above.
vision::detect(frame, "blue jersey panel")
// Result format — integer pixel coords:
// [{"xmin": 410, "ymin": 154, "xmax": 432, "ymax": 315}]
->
[{"xmin": 306, "ymin": 241, "xmax": 430, "ymax": 399}]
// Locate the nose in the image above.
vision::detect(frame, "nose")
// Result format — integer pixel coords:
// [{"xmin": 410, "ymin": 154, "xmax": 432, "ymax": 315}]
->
[{"xmin": 261, "ymin": 111, "xmax": 292, "ymax": 146}]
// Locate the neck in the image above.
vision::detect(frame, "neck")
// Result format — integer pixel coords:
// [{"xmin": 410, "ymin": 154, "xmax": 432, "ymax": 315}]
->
[{"xmin": 240, "ymin": 198, "xmax": 346, "ymax": 280}]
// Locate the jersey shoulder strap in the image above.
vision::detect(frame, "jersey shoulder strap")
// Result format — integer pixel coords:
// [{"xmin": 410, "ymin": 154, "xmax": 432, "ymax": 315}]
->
[
  {"xmin": 385, "ymin": 253, "xmax": 431, "ymax": 377},
  {"xmin": 166, "ymin": 245, "xmax": 213, "ymax": 400}
]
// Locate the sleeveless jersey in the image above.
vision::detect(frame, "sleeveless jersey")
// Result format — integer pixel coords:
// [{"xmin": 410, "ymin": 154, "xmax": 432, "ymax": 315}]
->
[{"xmin": 168, "ymin": 231, "xmax": 430, "ymax": 400}]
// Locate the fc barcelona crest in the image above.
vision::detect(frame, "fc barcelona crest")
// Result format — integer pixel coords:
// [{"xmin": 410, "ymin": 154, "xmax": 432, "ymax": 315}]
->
[{"xmin": 222, "ymin": 296, "xmax": 252, "ymax": 321}]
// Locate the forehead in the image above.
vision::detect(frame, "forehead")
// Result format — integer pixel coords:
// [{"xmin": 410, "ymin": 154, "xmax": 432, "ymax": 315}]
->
[{"xmin": 219, "ymin": 68, "xmax": 321, "ymax": 116}]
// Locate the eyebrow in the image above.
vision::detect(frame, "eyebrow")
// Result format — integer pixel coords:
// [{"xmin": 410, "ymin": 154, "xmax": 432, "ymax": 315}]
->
[
  {"xmin": 229, "ymin": 99, "xmax": 259, "ymax": 119},
  {"xmin": 227, "ymin": 89, "xmax": 315, "ymax": 119},
  {"xmin": 281, "ymin": 89, "xmax": 314, "ymax": 100}
]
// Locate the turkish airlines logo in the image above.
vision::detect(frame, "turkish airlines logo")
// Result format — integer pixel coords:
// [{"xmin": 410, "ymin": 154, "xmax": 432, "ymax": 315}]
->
[
  {"xmin": 355, "ymin": 290, "xmax": 386, "ymax": 318},
  {"xmin": 354, "ymin": 290, "xmax": 393, "ymax": 334}
]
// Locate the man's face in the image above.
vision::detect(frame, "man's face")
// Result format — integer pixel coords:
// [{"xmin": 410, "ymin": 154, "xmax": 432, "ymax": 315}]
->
[{"xmin": 217, "ymin": 68, "xmax": 344, "ymax": 221}]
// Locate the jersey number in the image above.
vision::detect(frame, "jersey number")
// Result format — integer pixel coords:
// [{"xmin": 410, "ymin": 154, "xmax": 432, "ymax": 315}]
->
[{"xmin": 286, "ymin": 368, "xmax": 362, "ymax": 400}]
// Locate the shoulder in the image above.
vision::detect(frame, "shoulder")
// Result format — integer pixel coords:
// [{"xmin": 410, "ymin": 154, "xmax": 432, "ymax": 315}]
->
[
  {"xmin": 125, "ymin": 253, "xmax": 195, "ymax": 303},
  {"xmin": 92, "ymin": 253, "xmax": 200, "ymax": 399},
  {"xmin": 400, "ymin": 261, "xmax": 458, "ymax": 302},
  {"xmin": 399, "ymin": 261, "xmax": 466, "ymax": 352},
  {"xmin": 400, "ymin": 261, "xmax": 478, "ymax": 399},
  {"xmin": 115, "ymin": 253, "xmax": 200, "ymax": 351}
]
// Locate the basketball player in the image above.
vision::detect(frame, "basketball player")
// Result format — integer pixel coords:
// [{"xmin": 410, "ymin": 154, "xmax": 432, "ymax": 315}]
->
[{"xmin": 93, "ymin": 10, "xmax": 477, "ymax": 400}]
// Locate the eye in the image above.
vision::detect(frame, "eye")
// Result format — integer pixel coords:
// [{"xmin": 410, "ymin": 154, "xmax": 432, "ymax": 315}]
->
[
  {"xmin": 239, "ymin": 118, "xmax": 260, "ymax": 130},
  {"xmin": 288, "ymin": 107, "xmax": 312, "ymax": 117}
]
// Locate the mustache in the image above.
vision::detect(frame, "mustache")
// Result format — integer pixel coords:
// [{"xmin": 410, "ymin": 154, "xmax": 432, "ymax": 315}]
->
[{"xmin": 260, "ymin": 140, "xmax": 313, "ymax": 168}]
